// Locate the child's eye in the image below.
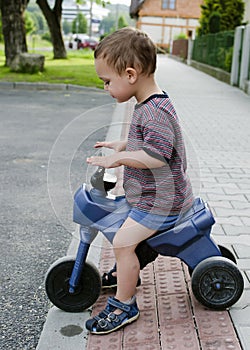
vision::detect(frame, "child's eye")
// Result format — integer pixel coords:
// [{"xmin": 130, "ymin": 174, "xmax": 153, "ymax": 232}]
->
[{"xmin": 104, "ymin": 81, "xmax": 110, "ymax": 86}]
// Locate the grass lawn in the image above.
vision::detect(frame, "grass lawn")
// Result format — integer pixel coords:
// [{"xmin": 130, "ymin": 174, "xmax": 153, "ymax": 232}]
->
[{"xmin": 0, "ymin": 48, "xmax": 103, "ymax": 89}]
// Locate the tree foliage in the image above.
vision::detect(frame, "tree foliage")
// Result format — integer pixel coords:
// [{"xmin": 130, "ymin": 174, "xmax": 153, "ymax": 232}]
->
[
  {"xmin": 26, "ymin": 2, "xmax": 48, "ymax": 34},
  {"xmin": 99, "ymin": 12, "xmax": 116, "ymax": 34},
  {"xmin": 0, "ymin": 0, "xmax": 123, "ymax": 63},
  {"xmin": 118, "ymin": 15, "xmax": 128, "ymax": 29},
  {"xmin": 25, "ymin": 11, "xmax": 36, "ymax": 34},
  {"xmin": 62, "ymin": 19, "xmax": 71, "ymax": 34},
  {"xmin": 72, "ymin": 12, "xmax": 88, "ymax": 34},
  {"xmin": 0, "ymin": 13, "xmax": 3, "ymax": 42},
  {"xmin": 99, "ymin": 4, "xmax": 132, "ymax": 35},
  {"xmin": 35, "ymin": 0, "xmax": 109, "ymax": 58},
  {"xmin": 198, "ymin": 0, "xmax": 245, "ymax": 36}
]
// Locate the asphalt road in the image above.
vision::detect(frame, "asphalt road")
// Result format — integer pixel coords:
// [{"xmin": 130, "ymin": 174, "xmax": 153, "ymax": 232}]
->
[{"xmin": 0, "ymin": 87, "xmax": 113, "ymax": 349}]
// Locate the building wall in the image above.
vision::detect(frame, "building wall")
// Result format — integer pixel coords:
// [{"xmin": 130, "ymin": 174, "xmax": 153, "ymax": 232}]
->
[
  {"xmin": 136, "ymin": 0, "xmax": 203, "ymax": 48},
  {"xmin": 139, "ymin": 0, "xmax": 203, "ymax": 18}
]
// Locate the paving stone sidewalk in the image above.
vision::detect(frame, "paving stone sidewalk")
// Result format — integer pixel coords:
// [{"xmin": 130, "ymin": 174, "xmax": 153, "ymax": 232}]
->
[
  {"xmin": 86, "ymin": 57, "xmax": 250, "ymax": 350},
  {"xmin": 86, "ymin": 241, "xmax": 242, "ymax": 350},
  {"xmin": 37, "ymin": 57, "xmax": 250, "ymax": 350}
]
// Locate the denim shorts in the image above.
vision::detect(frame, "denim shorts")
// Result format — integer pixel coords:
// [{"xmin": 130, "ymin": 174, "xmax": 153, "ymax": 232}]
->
[{"xmin": 128, "ymin": 207, "xmax": 179, "ymax": 230}]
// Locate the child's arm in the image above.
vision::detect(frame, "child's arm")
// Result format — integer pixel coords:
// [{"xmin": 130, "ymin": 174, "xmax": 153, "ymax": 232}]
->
[
  {"xmin": 87, "ymin": 149, "xmax": 165, "ymax": 169},
  {"xmin": 94, "ymin": 140, "xmax": 127, "ymax": 152}
]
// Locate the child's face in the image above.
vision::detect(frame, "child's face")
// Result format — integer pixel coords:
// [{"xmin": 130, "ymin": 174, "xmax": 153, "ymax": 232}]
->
[{"xmin": 95, "ymin": 58, "xmax": 135, "ymax": 103}]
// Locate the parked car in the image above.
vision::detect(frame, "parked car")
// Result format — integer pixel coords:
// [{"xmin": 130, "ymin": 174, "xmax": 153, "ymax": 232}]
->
[
  {"xmin": 68, "ymin": 34, "xmax": 98, "ymax": 50},
  {"xmin": 78, "ymin": 38, "xmax": 99, "ymax": 50},
  {"xmin": 68, "ymin": 34, "xmax": 89, "ymax": 50}
]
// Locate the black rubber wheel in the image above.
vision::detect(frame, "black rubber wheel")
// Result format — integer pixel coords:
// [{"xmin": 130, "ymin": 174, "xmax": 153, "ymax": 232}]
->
[
  {"xmin": 218, "ymin": 245, "xmax": 237, "ymax": 264},
  {"xmin": 188, "ymin": 245, "xmax": 237, "ymax": 277},
  {"xmin": 191, "ymin": 256, "xmax": 244, "ymax": 310},
  {"xmin": 45, "ymin": 256, "xmax": 101, "ymax": 312}
]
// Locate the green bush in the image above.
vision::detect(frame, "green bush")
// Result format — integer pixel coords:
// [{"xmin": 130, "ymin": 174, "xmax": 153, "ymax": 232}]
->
[
  {"xmin": 224, "ymin": 47, "xmax": 233, "ymax": 72},
  {"xmin": 174, "ymin": 33, "xmax": 187, "ymax": 40},
  {"xmin": 41, "ymin": 32, "xmax": 52, "ymax": 43}
]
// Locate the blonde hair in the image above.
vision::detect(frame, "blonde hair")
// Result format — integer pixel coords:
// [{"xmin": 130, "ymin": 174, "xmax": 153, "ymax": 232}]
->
[{"xmin": 94, "ymin": 27, "xmax": 157, "ymax": 76}]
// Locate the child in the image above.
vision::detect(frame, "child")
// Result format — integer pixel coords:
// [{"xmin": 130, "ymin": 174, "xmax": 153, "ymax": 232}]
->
[{"xmin": 86, "ymin": 27, "xmax": 194, "ymax": 334}]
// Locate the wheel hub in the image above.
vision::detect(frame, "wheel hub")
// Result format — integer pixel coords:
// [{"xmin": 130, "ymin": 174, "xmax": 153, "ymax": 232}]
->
[
  {"xmin": 200, "ymin": 269, "xmax": 236, "ymax": 303},
  {"xmin": 212, "ymin": 280, "xmax": 223, "ymax": 290}
]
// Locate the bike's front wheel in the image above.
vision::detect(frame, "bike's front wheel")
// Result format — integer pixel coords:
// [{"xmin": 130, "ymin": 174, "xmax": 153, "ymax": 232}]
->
[{"xmin": 45, "ymin": 256, "xmax": 101, "ymax": 312}]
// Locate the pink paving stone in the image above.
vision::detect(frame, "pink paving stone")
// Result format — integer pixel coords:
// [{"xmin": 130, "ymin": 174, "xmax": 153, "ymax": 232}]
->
[
  {"xmin": 140, "ymin": 263, "xmax": 155, "ymax": 285},
  {"xmin": 123, "ymin": 309, "xmax": 160, "ymax": 346},
  {"xmin": 86, "ymin": 330, "xmax": 123, "ymax": 350},
  {"xmin": 123, "ymin": 343, "xmax": 160, "ymax": 350},
  {"xmin": 136, "ymin": 283, "xmax": 156, "ymax": 311},
  {"xmin": 160, "ymin": 322, "xmax": 200, "ymax": 350},
  {"xmin": 154, "ymin": 255, "xmax": 183, "ymax": 272},
  {"xmin": 189, "ymin": 292, "xmax": 242, "ymax": 348},
  {"xmin": 190, "ymin": 293, "xmax": 240, "ymax": 339},
  {"xmin": 155, "ymin": 269, "xmax": 187, "ymax": 295},
  {"xmin": 157, "ymin": 294, "xmax": 193, "ymax": 325},
  {"xmin": 100, "ymin": 246, "xmax": 115, "ymax": 260},
  {"xmin": 99, "ymin": 257, "xmax": 116, "ymax": 275},
  {"xmin": 200, "ymin": 337, "xmax": 242, "ymax": 350},
  {"xmin": 182, "ymin": 261, "xmax": 192, "ymax": 282},
  {"xmin": 195, "ymin": 310, "xmax": 240, "ymax": 339}
]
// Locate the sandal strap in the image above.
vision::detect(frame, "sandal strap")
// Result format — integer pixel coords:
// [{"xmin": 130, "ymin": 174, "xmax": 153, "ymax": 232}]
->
[
  {"xmin": 107, "ymin": 297, "xmax": 131, "ymax": 312},
  {"xmin": 97, "ymin": 309, "xmax": 110, "ymax": 318},
  {"xmin": 102, "ymin": 265, "xmax": 116, "ymax": 279},
  {"xmin": 109, "ymin": 264, "xmax": 117, "ymax": 274}
]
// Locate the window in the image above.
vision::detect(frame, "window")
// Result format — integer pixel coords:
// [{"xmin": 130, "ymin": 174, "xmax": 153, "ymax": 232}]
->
[{"xmin": 162, "ymin": 0, "xmax": 176, "ymax": 10}]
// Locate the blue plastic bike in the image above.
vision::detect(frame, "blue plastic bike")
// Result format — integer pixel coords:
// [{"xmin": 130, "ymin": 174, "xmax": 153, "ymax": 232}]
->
[{"xmin": 45, "ymin": 166, "xmax": 244, "ymax": 312}]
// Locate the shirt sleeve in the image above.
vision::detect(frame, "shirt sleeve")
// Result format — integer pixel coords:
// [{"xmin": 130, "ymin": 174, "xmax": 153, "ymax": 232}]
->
[{"xmin": 142, "ymin": 111, "xmax": 174, "ymax": 163}]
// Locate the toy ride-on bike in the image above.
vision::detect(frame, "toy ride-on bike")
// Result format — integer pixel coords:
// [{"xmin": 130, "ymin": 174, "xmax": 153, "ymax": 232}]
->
[{"xmin": 45, "ymin": 166, "xmax": 244, "ymax": 312}]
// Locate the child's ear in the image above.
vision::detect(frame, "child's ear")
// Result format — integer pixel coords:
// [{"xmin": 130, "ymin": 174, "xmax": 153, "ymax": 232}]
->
[{"xmin": 125, "ymin": 67, "xmax": 138, "ymax": 84}]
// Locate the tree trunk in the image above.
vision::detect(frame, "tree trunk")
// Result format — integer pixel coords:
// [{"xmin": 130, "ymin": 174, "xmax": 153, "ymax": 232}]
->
[
  {"xmin": 0, "ymin": 0, "xmax": 28, "ymax": 66},
  {"xmin": 36, "ymin": 0, "xmax": 67, "ymax": 59}
]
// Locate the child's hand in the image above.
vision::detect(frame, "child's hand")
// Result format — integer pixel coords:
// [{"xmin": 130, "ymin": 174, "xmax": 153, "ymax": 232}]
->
[
  {"xmin": 94, "ymin": 140, "xmax": 127, "ymax": 152},
  {"xmin": 86, "ymin": 154, "xmax": 121, "ymax": 169},
  {"xmin": 94, "ymin": 141, "xmax": 113, "ymax": 149}
]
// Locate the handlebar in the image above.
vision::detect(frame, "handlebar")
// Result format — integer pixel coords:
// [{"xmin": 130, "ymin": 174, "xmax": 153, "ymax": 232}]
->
[{"xmin": 90, "ymin": 166, "xmax": 117, "ymax": 193}]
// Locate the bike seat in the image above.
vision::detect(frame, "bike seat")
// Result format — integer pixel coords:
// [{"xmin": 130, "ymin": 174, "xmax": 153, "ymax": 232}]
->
[{"xmin": 147, "ymin": 197, "xmax": 215, "ymax": 250}]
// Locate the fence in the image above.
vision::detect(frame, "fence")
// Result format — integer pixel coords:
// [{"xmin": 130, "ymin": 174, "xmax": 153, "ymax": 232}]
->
[
  {"xmin": 192, "ymin": 31, "xmax": 235, "ymax": 72},
  {"xmin": 231, "ymin": 25, "xmax": 250, "ymax": 92}
]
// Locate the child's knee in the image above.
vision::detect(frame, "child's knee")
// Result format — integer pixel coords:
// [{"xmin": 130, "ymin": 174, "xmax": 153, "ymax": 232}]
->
[
  {"xmin": 113, "ymin": 239, "xmax": 135, "ymax": 256},
  {"xmin": 112, "ymin": 237, "xmax": 136, "ymax": 253}
]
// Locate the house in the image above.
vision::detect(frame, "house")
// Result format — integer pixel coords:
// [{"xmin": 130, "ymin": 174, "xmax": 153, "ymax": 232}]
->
[{"xmin": 130, "ymin": 0, "xmax": 203, "ymax": 49}]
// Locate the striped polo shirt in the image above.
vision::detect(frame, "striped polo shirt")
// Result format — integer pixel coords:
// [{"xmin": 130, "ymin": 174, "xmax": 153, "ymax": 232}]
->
[{"xmin": 123, "ymin": 93, "xmax": 194, "ymax": 216}]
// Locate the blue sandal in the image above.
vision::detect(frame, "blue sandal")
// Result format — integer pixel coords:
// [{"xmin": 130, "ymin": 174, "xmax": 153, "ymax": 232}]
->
[
  {"xmin": 85, "ymin": 296, "xmax": 140, "ymax": 334},
  {"xmin": 102, "ymin": 264, "xmax": 141, "ymax": 289}
]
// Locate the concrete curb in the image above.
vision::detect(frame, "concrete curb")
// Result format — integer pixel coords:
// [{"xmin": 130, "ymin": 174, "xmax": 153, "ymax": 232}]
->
[
  {"xmin": 36, "ymin": 232, "xmax": 103, "ymax": 350},
  {"xmin": 0, "ymin": 81, "xmax": 103, "ymax": 93},
  {"xmin": 36, "ymin": 100, "xmax": 131, "ymax": 350}
]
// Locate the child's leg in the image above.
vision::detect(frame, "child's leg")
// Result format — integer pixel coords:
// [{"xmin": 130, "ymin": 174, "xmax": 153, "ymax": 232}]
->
[
  {"xmin": 113, "ymin": 217, "xmax": 156, "ymax": 305},
  {"xmin": 85, "ymin": 217, "xmax": 156, "ymax": 334}
]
